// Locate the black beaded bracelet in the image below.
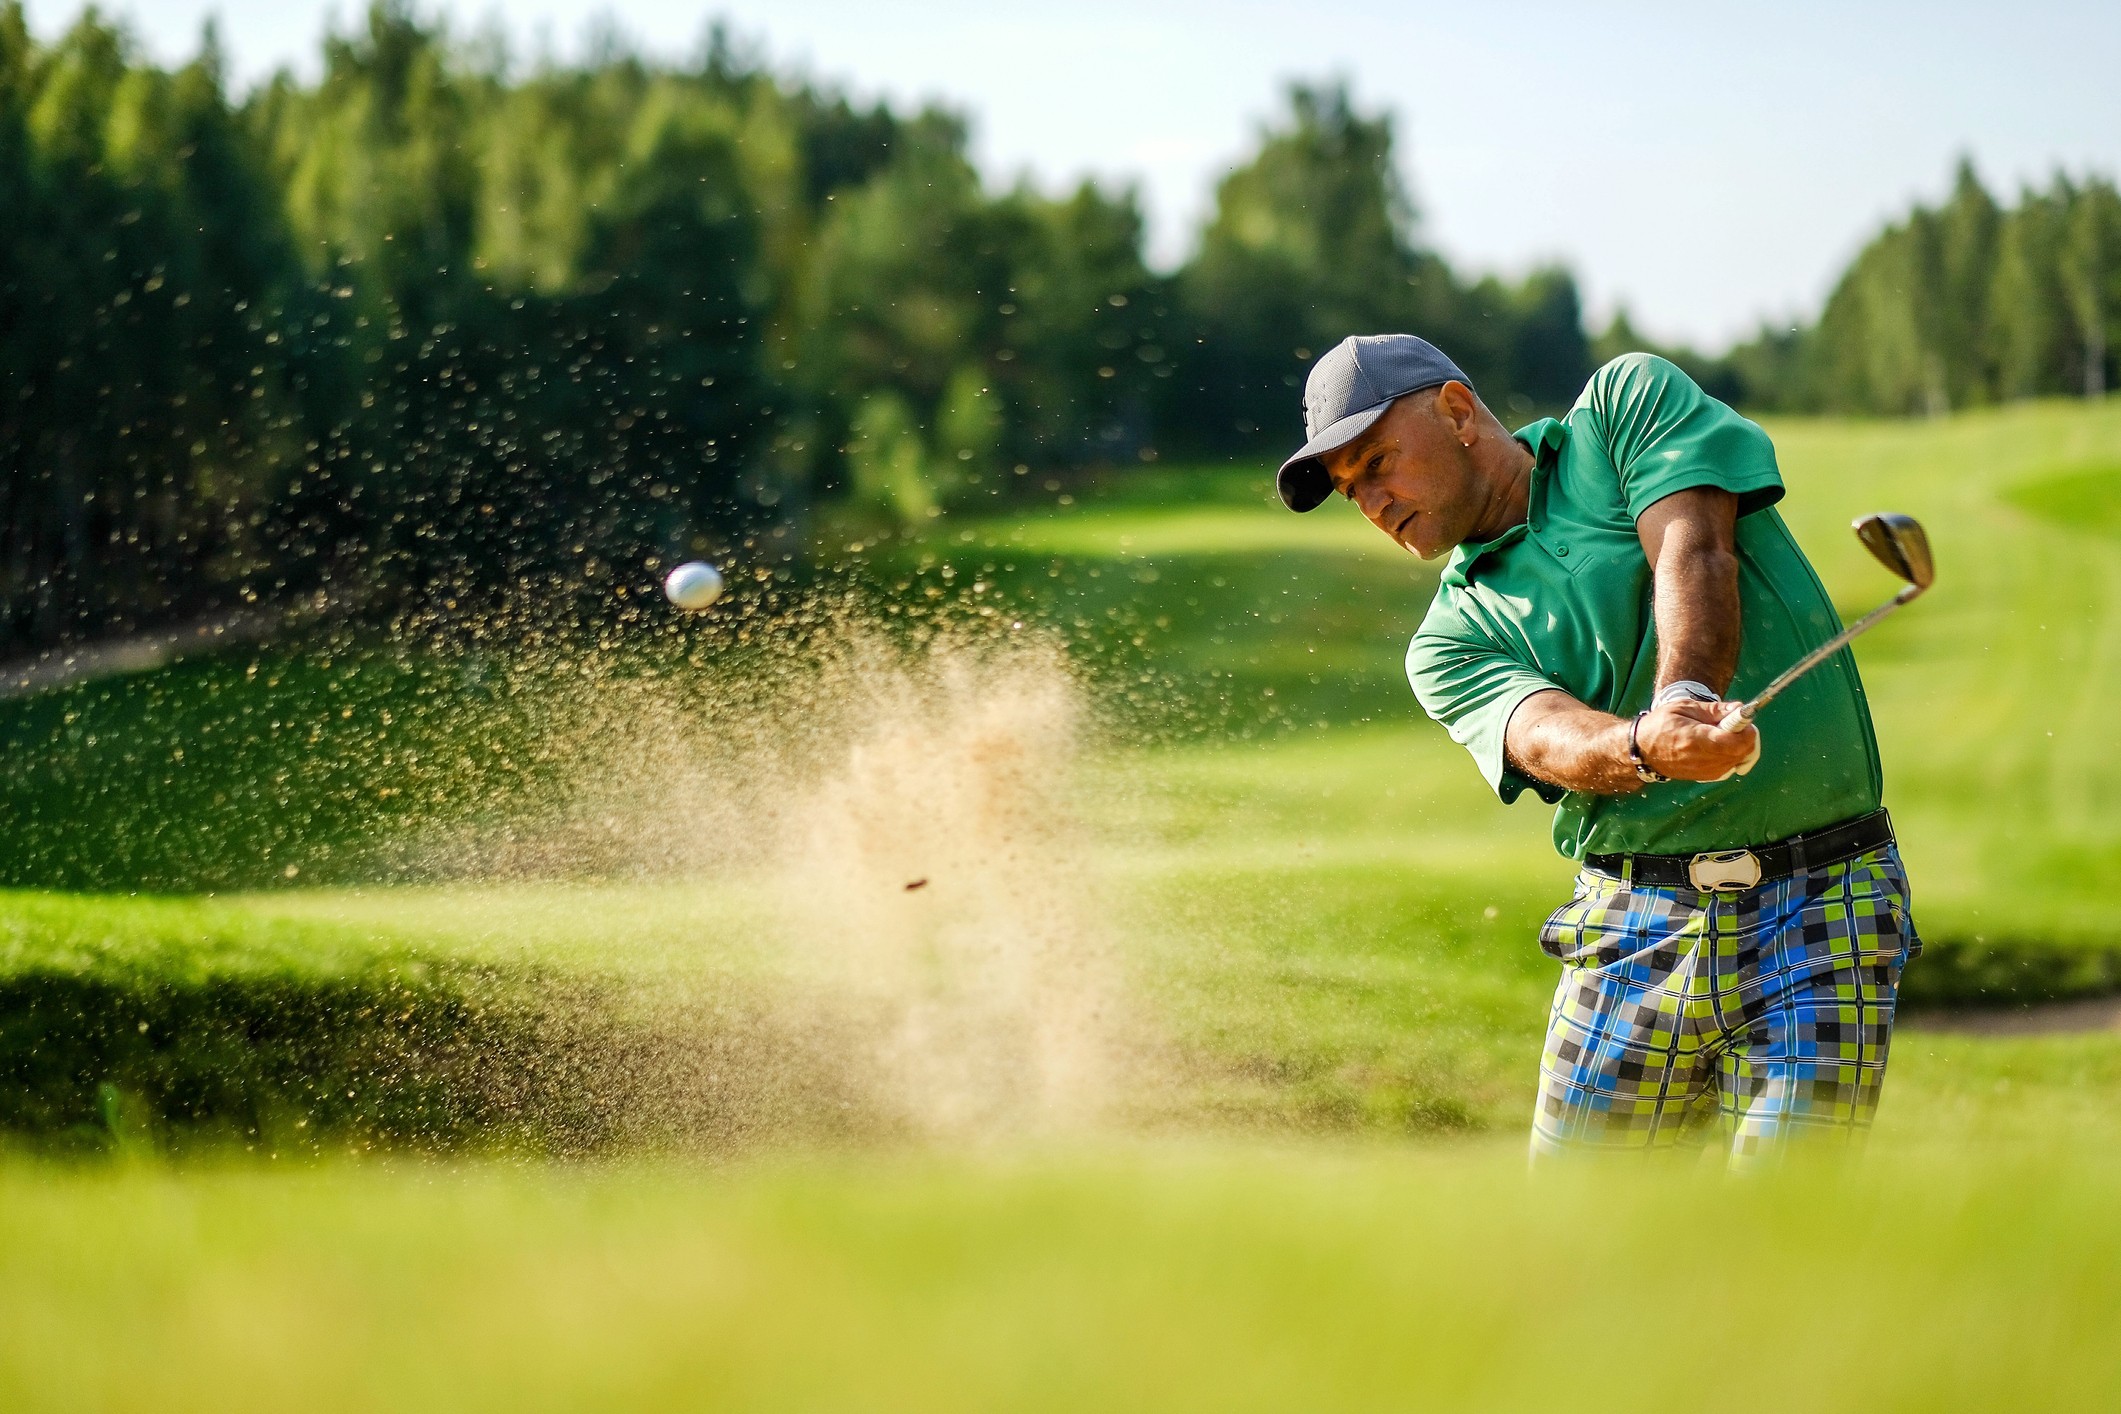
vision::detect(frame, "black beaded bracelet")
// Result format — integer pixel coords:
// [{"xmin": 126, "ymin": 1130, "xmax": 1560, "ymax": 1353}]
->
[{"xmin": 1629, "ymin": 710, "xmax": 1667, "ymax": 784}]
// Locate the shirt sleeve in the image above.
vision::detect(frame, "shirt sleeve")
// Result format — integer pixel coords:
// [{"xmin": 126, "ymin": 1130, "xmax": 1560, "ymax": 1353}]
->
[
  {"xmin": 1407, "ymin": 593, "xmax": 1568, "ymax": 806},
  {"xmin": 1582, "ymin": 353, "xmax": 1784, "ymax": 520}
]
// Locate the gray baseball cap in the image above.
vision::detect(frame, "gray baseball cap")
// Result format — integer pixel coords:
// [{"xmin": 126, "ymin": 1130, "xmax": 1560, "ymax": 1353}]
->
[{"xmin": 1276, "ymin": 334, "xmax": 1473, "ymax": 512}]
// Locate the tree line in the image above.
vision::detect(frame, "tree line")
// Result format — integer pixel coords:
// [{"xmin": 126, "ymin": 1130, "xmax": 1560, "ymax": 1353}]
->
[
  {"xmin": 1627, "ymin": 160, "xmax": 2121, "ymax": 417},
  {"xmin": 0, "ymin": 3, "xmax": 1596, "ymax": 655},
  {"xmin": 1790, "ymin": 160, "xmax": 2120, "ymax": 414},
  {"xmin": 0, "ymin": 3, "xmax": 2113, "ymax": 657}
]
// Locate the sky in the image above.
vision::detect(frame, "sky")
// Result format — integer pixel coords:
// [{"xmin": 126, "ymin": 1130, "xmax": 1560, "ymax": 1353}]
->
[{"xmin": 29, "ymin": 0, "xmax": 2121, "ymax": 349}]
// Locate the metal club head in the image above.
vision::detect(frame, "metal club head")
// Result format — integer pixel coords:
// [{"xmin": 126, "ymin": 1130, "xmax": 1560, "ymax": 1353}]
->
[{"xmin": 1853, "ymin": 512, "xmax": 1934, "ymax": 592}]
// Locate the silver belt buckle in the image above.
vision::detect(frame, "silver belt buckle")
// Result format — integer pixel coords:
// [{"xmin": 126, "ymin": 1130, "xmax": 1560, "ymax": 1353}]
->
[{"xmin": 1687, "ymin": 849, "xmax": 1762, "ymax": 892}]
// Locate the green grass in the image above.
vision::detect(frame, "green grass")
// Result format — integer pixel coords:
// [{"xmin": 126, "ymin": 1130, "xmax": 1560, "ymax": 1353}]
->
[
  {"xmin": 0, "ymin": 647, "xmax": 558, "ymax": 892},
  {"xmin": 2002, "ymin": 458, "xmax": 2121, "ymax": 535},
  {"xmin": 1762, "ymin": 408, "xmax": 2121, "ymax": 944},
  {"xmin": 5, "ymin": 1127, "xmax": 2121, "ymax": 1413},
  {"xmin": 6, "ymin": 402, "xmax": 2121, "ymax": 1405}
]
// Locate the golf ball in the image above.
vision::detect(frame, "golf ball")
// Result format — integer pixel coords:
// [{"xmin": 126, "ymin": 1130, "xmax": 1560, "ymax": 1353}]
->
[{"xmin": 662, "ymin": 560, "xmax": 725, "ymax": 611}]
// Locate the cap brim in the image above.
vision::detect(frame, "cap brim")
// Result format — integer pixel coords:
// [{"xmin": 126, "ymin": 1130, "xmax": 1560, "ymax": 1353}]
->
[{"xmin": 1276, "ymin": 403, "xmax": 1388, "ymax": 512}]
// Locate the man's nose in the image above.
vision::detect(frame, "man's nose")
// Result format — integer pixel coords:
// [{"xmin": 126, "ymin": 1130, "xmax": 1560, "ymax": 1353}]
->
[{"xmin": 1354, "ymin": 482, "xmax": 1394, "ymax": 520}]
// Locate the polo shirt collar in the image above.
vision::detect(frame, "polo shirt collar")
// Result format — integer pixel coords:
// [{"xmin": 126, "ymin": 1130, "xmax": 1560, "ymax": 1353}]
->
[
  {"xmin": 1439, "ymin": 419, "xmax": 1570, "ymax": 587},
  {"xmin": 1517, "ymin": 417, "xmax": 1569, "ymax": 464}
]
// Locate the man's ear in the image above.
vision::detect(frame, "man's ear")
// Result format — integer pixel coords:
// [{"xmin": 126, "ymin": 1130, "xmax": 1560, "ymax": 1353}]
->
[{"xmin": 1432, "ymin": 380, "xmax": 1479, "ymax": 444}]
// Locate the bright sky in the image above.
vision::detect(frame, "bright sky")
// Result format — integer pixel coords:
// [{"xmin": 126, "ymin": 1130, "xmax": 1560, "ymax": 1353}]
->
[{"xmin": 31, "ymin": 0, "xmax": 2121, "ymax": 349}]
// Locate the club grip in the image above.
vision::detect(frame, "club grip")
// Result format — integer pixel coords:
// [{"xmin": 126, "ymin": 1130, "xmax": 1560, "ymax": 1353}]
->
[{"xmin": 1712, "ymin": 705, "xmax": 1761, "ymax": 780}]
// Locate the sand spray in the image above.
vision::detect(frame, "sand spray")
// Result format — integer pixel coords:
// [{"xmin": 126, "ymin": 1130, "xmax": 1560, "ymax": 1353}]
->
[{"xmin": 401, "ymin": 601, "xmax": 1152, "ymax": 1149}]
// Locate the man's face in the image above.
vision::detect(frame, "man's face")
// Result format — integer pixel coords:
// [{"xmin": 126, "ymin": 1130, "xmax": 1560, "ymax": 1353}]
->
[{"xmin": 1321, "ymin": 384, "xmax": 1488, "ymax": 559}]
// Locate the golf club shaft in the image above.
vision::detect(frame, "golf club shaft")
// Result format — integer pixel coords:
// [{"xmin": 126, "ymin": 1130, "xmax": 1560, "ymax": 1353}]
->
[{"xmin": 1719, "ymin": 584, "xmax": 1921, "ymax": 731}]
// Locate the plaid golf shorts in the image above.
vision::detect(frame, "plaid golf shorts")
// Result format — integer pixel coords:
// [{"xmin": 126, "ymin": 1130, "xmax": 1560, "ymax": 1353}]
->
[{"xmin": 1531, "ymin": 844, "xmax": 1919, "ymax": 1164}]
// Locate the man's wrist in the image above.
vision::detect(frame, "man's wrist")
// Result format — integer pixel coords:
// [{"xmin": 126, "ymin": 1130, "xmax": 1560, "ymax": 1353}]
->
[{"xmin": 1627, "ymin": 710, "xmax": 1667, "ymax": 784}]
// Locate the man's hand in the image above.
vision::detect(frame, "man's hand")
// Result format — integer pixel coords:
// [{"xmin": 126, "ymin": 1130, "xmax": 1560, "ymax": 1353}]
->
[{"xmin": 1637, "ymin": 699, "xmax": 1760, "ymax": 782}]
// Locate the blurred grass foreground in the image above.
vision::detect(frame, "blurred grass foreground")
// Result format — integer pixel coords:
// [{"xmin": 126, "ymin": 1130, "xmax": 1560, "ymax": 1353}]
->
[{"xmin": 6, "ymin": 1138, "xmax": 2121, "ymax": 1413}]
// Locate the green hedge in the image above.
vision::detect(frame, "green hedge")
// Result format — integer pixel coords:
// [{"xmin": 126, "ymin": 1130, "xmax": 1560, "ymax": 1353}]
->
[{"xmin": 1902, "ymin": 934, "xmax": 2121, "ymax": 1010}]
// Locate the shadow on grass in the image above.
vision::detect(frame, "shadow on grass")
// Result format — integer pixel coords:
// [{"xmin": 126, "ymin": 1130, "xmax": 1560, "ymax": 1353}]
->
[
  {"xmin": 0, "ymin": 959, "xmax": 898, "ymax": 1159},
  {"xmin": 0, "ymin": 960, "xmax": 606, "ymax": 1155}
]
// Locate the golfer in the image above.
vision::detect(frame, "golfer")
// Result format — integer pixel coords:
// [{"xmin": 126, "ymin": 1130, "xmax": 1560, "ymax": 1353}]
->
[{"xmin": 1278, "ymin": 336, "xmax": 1919, "ymax": 1163}]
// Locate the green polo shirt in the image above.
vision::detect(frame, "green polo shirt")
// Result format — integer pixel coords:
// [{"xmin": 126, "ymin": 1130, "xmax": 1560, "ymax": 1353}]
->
[{"xmin": 1407, "ymin": 353, "xmax": 1882, "ymax": 860}]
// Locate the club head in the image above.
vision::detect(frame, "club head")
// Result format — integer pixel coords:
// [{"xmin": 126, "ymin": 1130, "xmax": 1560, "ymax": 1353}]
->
[{"xmin": 1853, "ymin": 512, "xmax": 1934, "ymax": 591}]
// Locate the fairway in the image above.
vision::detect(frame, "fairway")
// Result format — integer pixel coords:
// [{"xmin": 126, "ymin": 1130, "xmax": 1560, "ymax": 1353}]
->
[{"xmin": 6, "ymin": 399, "xmax": 2121, "ymax": 1410}]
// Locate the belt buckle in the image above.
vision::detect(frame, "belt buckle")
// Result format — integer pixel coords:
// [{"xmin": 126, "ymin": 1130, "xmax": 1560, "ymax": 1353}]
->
[{"xmin": 1687, "ymin": 849, "xmax": 1762, "ymax": 893}]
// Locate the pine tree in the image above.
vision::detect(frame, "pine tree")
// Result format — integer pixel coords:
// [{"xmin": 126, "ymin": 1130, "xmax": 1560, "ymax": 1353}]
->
[
  {"xmin": 1935, "ymin": 158, "xmax": 2001, "ymax": 405},
  {"xmin": 1989, "ymin": 179, "xmax": 2075, "ymax": 401},
  {"xmin": 2061, "ymin": 179, "xmax": 2121, "ymax": 397}
]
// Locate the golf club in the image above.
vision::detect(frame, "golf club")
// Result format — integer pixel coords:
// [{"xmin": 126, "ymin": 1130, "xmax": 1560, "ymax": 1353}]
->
[{"xmin": 1720, "ymin": 512, "xmax": 1935, "ymax": 737}]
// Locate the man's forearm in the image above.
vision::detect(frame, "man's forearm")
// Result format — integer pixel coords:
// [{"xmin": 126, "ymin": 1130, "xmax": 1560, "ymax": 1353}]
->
[
  {"xmin": 1654, "ymin": 542, "xmax": 1741, "ymax": 692},
  {"xmin": 1638, "ymin": 488, "xmax": 1743, "ymax": 694},
  {"xmin": 1505, "ymin": 691, "xmax": 1643, "ymax": 795}
]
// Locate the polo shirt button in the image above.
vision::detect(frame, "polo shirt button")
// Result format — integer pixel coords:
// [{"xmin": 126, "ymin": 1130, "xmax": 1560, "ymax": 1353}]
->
[{"xmin": 1554, "ymin": 543, "xmax": 1570, "ymax": 557}]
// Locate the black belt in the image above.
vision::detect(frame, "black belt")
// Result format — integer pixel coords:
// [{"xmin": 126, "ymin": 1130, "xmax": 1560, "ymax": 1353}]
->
[{"xmin": 1583, "ymin": 809, "xmax": 1895, "ymax": 892}]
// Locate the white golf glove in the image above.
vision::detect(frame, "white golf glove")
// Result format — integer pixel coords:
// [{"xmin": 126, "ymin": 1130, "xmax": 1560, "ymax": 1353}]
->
[{"xmin": 1713, "ymin": 725, "xmax": 1763, "ymax": 780}]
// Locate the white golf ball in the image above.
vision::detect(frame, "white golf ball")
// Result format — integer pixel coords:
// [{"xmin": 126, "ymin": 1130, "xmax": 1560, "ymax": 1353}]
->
[{"xmin": 662, "ymin": 560, "xmax": 725, "ymax": 611}]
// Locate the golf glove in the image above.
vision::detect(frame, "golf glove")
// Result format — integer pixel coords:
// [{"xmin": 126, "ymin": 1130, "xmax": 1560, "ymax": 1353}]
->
[{"xmin": 1709, "ymin": 726, "xmax": 1763, "ymax": 781}]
